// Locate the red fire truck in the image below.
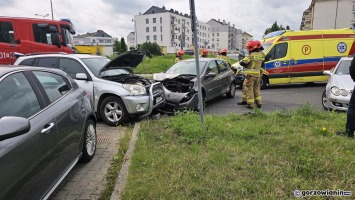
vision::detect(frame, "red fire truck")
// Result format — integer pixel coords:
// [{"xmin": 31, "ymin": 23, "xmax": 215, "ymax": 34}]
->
[{"xmin": 0, "ymin": 16, "xmax": 76, "ymax": 64}]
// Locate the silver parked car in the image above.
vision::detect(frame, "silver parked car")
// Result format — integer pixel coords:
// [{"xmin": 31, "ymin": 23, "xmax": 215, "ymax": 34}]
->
[
  {"xmin": 153, "ymin": 58, "xmax": 236, "ymax": 111},
  {"xmin": 322, "ymin": 56, "xmax": 354, "ymax": 111},
  {"xmin": 0, "ymin": 66, "xmax": 96, "ymax": 199},
  {"xmin": 14, "ymin": 50, "xmax": 165, "ymax": 126}
]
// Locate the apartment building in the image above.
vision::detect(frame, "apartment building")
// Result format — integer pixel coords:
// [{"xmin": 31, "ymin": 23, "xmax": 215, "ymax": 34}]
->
[
  {"xmin": 300, "ymin": 0, "xmax": 355, "ymax": 30},
  {"xmin": 127, "ymin": 32, "xmax": 135, "ymax": 49},
  {"xmin": 74, "ymin": 30, "xmax": 116, "ymax": 46},
  {"xmin": 132, "ymin": 6, "xmax": 242, "ymax": 53},
  {"xmin": 207, "ymin": 19, "xmax": 242, "ymax": 51},
  {"xmin": 242, "ymin": 31, "xmax": 253, "ymax": 50}
]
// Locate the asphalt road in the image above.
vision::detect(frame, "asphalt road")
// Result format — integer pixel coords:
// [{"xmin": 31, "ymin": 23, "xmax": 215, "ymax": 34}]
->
[{"xmin": 204, "ymin": 82, "xmax": 326, "ymax": 115}]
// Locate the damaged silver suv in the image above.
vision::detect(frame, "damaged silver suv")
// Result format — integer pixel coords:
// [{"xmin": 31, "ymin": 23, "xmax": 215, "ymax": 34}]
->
[{"xmin": 14, "ymin": 50, "xmax": 165, "ymax": 126}]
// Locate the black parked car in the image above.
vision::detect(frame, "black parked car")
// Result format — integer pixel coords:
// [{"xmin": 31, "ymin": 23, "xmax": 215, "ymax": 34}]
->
[
  {"xmin": 0, "ymin": 66, "xmax": 97, "ymax": 199},
  {"xmin": 184, "ymin": 49, "xmax": 194, "ymax": 55}
]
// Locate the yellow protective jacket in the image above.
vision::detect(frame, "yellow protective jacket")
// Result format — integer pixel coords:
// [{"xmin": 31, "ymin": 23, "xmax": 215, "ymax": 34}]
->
[
  {"xmin": 219, "ymin": 55, "xmax": 231, "ymax": 65},
  {"xmin": 175, "ymin": 57, "xmax": 182, "ymax": 63},
  {"xmin": 240, "ymin": 52, "xmax": 265, "ymax": 77}
]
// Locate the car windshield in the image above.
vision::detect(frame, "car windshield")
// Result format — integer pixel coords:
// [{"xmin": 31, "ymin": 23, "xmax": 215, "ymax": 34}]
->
[
  {"xmin": 80, "ymin": 57, "xmax": 130, "ymax": 77},
  {"xmin": 262, "ymin": 43, "xmax": 272, "ymax": 52},
  {"xmin": 335, "ymin": 60, "xmax": 352, "ymax": 75},
  {"xmin": 166, "ymin": 61, "xmax": 207, "ymax": 75}
]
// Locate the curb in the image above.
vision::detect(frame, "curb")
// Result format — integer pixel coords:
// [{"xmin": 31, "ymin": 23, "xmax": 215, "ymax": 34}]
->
[{"xmin": 110, "ymin": 123, "xmax": 140, "ymax": 200}]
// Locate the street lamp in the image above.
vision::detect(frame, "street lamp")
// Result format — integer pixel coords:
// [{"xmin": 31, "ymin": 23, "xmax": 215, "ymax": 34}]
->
[
  {"xmin": 50, "ymin": 0, "xmax": 54, "ymax": 20},
  {"xmin": 35, "ymin": 14, "xmax": 49, "ymax": 19}
]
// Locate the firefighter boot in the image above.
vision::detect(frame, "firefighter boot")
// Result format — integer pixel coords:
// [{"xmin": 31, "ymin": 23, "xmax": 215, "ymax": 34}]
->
[
  {"xmin": 238, "ymin": 101, "xmax": 247, "ymax": 105},
  {"xmin": 245, "ymin": 104, "xmax": 254, "ymax": 109},
  {"xmin": 255, "ymin": 100, "xmax": 262, "ymax": 108}
]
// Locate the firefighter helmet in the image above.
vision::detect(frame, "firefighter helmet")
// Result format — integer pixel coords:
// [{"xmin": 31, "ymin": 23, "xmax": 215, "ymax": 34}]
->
[
  {"xmin": 177, "ymin": 50, "xmax": 184, "ymax": 56},
  {"xmin": 245, "ymin": 40, "xmax": 258, "ymax": 51},
  {"xmin": 202, "ymin": 49, "xmax": 208, "ymax": 54},
  {"xmin": 220, "ymin": 49, "xmax": 227, "ymax": 54}
]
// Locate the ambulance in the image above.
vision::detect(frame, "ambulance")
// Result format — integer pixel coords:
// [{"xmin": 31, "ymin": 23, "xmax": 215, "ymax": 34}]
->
[
  {"xmin": 0, "ymin": 16, "xmax": 76, "ymax": 65},
  {"xmin": 260, "ymin": 28, "xmax": 355, "ymax": 89}
]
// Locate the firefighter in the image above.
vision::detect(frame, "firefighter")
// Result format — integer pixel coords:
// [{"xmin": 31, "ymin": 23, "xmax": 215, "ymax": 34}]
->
[
  {"xmin": 254, "ymin": 40, "xmax": 268, "ymax": 78},
  {"xmin": 219, "ymin": 49, "xmax": 231, "ymax": 65},
  {"xmin": 237, "ymin": 40, "xmax": 265, "ymax": 109},
  {"xmin": 201, "ymin": 49, "xmax": 209, "ymax": 58},
  {"xmin": 175, "ymin": 50, "xmax": 184, "ymax": 63}
]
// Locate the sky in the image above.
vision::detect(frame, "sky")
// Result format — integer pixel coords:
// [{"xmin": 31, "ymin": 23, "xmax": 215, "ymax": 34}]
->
[{"xmin": 1, "ymin": 0, "xmax": 311, "ymax": 40}]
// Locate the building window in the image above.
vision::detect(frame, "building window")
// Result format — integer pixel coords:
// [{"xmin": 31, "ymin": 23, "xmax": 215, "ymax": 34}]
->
[
  {"xmin": 153, "ymin": 18, "xmax": 156, "ymax": 23},
  {"xmin": 153, "ymin": 27, "xmax": 157, "ymax": 32},
  {"xmin": 217, "ymin": 43, "xmax": 219, "ymax": 47},
  {"xmin": 160, "ymin": 17, "xmax": 162, "ymax": 24},
  {"xmin": 146, "ymin": 19, "xmax": 149, "ymax": 24},
  {"xmin": 160, "ymin": 26, "xmax": 162, "ymax": 32},
  {"xmin": 146, "ymin": 27, "xmax": 149, "ymax": 32},
  {"xmin": 153, "ymin": 35, "xmax": 157, "ymax": 41},
  {"xmin": 217, "ymin": 38, "xmax": 219, "ymax": 42},
  {"xmin": 161, "ymin": 35, "xmax": 163, "ymax": 41},
  {"xmin": 212, "ymin": 33, "xmax": 214, "ymax": 37},
  {"xmin": 217, "ymin": 33, "xmax": 219, "ymax": 36},
  {"xmin": 212, "ymin": 38, "xmax": 214, "ymax": 42},
  {"xmin": 146, "ymin": 35, "xmax": 150, "ymax": 41}
]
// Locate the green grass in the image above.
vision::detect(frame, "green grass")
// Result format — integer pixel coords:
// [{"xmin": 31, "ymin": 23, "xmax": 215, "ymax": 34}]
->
[
  {"xmin": 98, "ymin": 127, "xmax": 133, "ymax": 200},
  {"xmin": 122, "ymin": 106, "xmax": 355, "ymax": 199},
  {"xmin": 134, "ymin": 54, "xmax": 238, "ymax": 74}
]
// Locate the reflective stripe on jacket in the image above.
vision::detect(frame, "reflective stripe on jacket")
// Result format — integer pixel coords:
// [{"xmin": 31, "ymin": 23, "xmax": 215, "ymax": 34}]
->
[{"xmin": 240, "ymin": 52, "xmax": 265, "ymax": 77}]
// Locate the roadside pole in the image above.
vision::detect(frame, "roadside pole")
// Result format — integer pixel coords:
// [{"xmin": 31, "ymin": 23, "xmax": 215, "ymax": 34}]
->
[{"xmin": 189, "ymin": 0, "xmax": 204, "ymax": 124}]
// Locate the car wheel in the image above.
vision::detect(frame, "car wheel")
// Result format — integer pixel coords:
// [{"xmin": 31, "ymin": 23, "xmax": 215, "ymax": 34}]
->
[
  {"xmin": 100, "ymin": 96, "xmax": 129, "ymax": 126},
  {"xmin": 260, "ymin": 76, "xmax": 268, "ymax": 90},
  {"xmin": 80, "ymin": 119, "xmax": 96, "ymax": 162},
  {"xmin": 322, "ymin": 90, "xmax": 329, "ymax": 111},
  {"xmin": 226, "ymin": 82, "xmax": 236, "ymax": 98}
]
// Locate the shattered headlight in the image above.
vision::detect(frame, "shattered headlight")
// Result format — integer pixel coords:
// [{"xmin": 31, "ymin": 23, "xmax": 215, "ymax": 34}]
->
[{"xmin": 123, "ymin": 84, "xmax": 146, "ymax": 96}]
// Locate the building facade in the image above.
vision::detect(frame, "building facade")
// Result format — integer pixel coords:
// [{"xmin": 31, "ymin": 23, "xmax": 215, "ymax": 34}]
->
[
  {"xmin": 127, "ymin": 32, "xmax": 136, "ymax": 49},
  {"xmin": 242, "ymin": 31, "xmax": 253, "ymax": 49},
  {"xmin": 133, "ymin": 6, "xmax": 211, "ymax": 54},
  {"xmin": 206, "ymin": 19, "xmax": 242, "ymax": 52},
  {"xmin": 74, "ymin": 30, "xmax": 116, "ymax": 57},
  {"xmin": 300, "ymin": 0, "xmax": 355, "ymax": 30},
  {"xmin": 132, "ymin": 6, "xmax": 242, "ymax": 54}
]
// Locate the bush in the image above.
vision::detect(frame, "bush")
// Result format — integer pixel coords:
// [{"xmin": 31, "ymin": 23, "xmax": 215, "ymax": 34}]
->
[{"xmin": 138, "ymin": 42, "xmax": 162, "ymax": 56}]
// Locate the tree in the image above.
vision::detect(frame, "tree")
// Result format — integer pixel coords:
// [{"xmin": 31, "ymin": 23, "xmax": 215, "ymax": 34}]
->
[
  {"xmin": 113, "ymin": 40, "xmax": 121, "ymax": 55},
  {"xmin": 138, "ymin": 42, "xmax": 162, "ymax": 56},
  {"xmin": 120, "ymin": 37, "xmax": 127, "ymax": 53},
  {"xmin": 264, "ymin": 21, "xmax": 290, "ymax": 36}
]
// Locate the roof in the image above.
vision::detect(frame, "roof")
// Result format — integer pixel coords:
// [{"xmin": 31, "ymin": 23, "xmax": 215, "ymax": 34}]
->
[
  {"xmin": 242, "ymin": 32, "xmax": 253, "ymax": 37},
  {"xmin": 16, "ymin": 53, "xmax": 106, "ymax": 60},
  {"xmin": 143, "ymin": 6, "xmax": 190, "ymax": 18},
  {"xmin": 75, "ymin": 30, "xmax": 112, "ymax": 38}
]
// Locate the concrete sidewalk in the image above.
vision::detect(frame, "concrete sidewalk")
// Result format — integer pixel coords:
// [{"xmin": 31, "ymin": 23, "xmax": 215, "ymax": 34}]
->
[{"xmin": 49, "ymin": 123, "xmax": 126, "ymax": 200}]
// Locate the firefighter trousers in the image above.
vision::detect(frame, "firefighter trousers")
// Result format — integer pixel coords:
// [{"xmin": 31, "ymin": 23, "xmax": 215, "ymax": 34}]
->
[{"xmin": 242, "ymin": 76, "xmax": 262, "ymax": 107}]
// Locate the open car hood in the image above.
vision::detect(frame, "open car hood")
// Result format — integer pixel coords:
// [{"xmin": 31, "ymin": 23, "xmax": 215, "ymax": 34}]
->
[
  {"xmin": 99, "ymin": 50, "xmax": 150, "ymax": 74},
  {"xmin": 153, "ymin": 73, "xmax": 196, "ymax": 81}
]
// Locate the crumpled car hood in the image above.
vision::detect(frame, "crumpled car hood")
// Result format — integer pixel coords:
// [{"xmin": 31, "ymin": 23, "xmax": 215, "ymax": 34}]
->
[{"xmin": 153, "ymin": 73, "xmax": 197, "ymax": 104}]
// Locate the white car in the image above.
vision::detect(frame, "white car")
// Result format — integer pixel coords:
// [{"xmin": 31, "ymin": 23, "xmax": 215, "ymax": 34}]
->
[{"xmin": 322, "ymin": 56, "xmax": 354, "ymax": 111}]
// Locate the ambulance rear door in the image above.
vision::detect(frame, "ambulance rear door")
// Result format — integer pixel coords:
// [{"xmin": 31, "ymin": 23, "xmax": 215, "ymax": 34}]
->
[
  {"xmin": 264, "ymin": 41, "xmax": 291, "ymax": 85},
  {"xmin": 323, "ymin": 29, "xmax": 355, "ymax": 71},
  {"xmin": 289, "ymin": 31, "xmax": 324, "ymax": 83}
]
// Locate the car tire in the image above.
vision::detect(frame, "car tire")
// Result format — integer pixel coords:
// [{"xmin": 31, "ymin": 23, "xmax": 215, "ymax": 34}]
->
[
  {"xmin": 322, "ymin": 90, "xmax": 330, "ymax": 111},
  {"xmin": 260, "ymin": 75, "xmax": 268, "ymax": 90},
  {"xmin": 226, "ymin": 82, "xmax": 236, "ymax": 98},
  {"xmin": 100, "ymin": 96, "xmax": 129, "ymax": 126},
  {"xmin": 80, "ymin": 119, "xmax": 96, "ymax": 162}
]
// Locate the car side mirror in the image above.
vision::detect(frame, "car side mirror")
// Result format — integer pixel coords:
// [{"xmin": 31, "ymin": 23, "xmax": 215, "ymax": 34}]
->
[
  {"xmin": 323, "ymin": 70, "xmax": 332, "ymax": 75},
  {"xmin": 51, "ymin": 33, "xmax": 61, "ymax": 48},
  {"xmin": 0, "ymin": 116, "xmax": 30, "ymax": 141},
  {"xmin": 76, "ymin": 73, "xmax": 88, "ymax": 80},
  {"xmin": 206, "ymin": 72, "xmax": 216, "ymax": 78}
]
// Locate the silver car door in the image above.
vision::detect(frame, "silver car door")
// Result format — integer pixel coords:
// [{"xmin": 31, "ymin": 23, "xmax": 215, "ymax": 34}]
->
[{"xmin": 203, "ymin": 60, "xmax": 221, "ymax": 100}]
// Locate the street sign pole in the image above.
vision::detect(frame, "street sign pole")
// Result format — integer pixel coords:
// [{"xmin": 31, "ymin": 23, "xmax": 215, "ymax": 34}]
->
[{"xmin": 189, "ymin": 0, "xmax": 204, "ymax": 124}]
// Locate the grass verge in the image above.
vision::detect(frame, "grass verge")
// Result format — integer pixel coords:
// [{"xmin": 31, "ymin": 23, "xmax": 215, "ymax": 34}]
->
[
  {"xmin": 98, "ymin": 126, "xmax": 133, "ymax": 200},
  {"xmin": 122, "ymin": 106, "xmax": 355, "ymax": 199}
]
